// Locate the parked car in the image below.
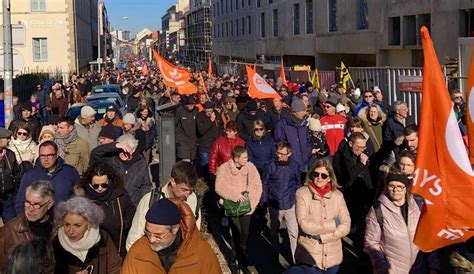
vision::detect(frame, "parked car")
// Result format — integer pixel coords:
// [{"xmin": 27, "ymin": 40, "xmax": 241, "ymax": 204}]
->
[
  {"xmin": 66, "ymin": 100, "xmax": 125, "ymax": 121},
  {"xmin": 86, "ymin": 92, "xmax": 126, "ymax": 111},
  {"xmin": 91, "ymin": 84, "xmax": 121, "ymax": 95}
]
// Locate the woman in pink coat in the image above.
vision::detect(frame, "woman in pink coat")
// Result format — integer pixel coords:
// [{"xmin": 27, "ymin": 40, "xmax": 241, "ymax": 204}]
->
[
  {"xmin": 295, "ymin": 159, "xmax": 351, "ymax": 273},
  {"xmin": 364, "ymin": 170, "xmax": 422, "ymax": 274},
  {"xmin": 215, "ymin": 146, "xmax": 262, "ymax": 271}
]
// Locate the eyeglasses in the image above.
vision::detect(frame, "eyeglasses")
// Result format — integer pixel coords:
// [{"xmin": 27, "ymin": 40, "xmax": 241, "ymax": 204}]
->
[
  {"xmin": 388, "ymin": 185, "xmax": 406, "ymax": 192},
  {"xmin": 39, "ymin": 154, "xmax": 56, "ymax": 159},
  {"xmin": 365, "ymin": 95, "xmax": 374, "ymax": 98},
  {"xmin": 24, "ymin": 200, "xmax": 51, "ymax": 209},
  {"xmin": 89, "ymin": 181, "xmax": 109, "ymax": 190},
  {"xmin": 254, "ymin": 128, "xmax": 264, "ymax": 132},
  {"xmin": 17, "ymin": 132, "xmax": 28, "ymax": 136},
  {"xmin": 276, "ymin": 151, "xmax": 289, "ymax": 156},
  {"xmin": 312, "ymin": 171, "xmax": 329, "ymax": 180},
  {"xmin": 144, "ymin": 229, "xmax": 171, "ymax": 241},
  {"xmin": 455, "ymin": 96, "xmax": 462, "ymax": 99}
]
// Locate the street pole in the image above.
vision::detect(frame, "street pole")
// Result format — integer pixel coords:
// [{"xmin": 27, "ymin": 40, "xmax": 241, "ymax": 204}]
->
[
  {"xmin": 3, "ymin": 0, "xmax": 13, "ymax": 128},
  {"xmin": 97, "ymin": 0, "xmax": 101, "ymax": 73}
]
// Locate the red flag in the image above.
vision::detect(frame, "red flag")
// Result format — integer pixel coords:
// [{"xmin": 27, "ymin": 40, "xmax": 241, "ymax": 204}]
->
[
  {"xmin": 153, "ymin": 50, "xmax": 197, "ymax": 94},
  {"xmin": 246, "ymin": 65, "xmax": 281, "ymax": 99},
  {"xmin": 199, "ymin": 72, "xmax": 208, "ymax": 93},
  {"xmin": 208, "ymin": 57, "xmax": 213, "ymax": 76},
  {"xmin": 466, "ymin": 49, "xmax": 474, "ymax": 164},
  {"xmin": 411, "ymin": 26, "xmax": 474, "ymax": 252},
  {"xmin": 279, "ymin": 57, "xmax": 288, "ymax": 87}
]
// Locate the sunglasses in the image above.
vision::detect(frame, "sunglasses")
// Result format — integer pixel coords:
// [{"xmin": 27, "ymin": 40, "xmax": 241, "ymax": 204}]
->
[
  {"xmin": 365, "ymin": 95, "xmax": 374, "ymax": 98},
  {"xmin": 17, "ymin": 132, "xmax": 28, "ymax": 136},
  {"xmin": 455, "ymin": 96, "xmax": 462, "ymax": 99},
  {"xmin": 89, "ymin": 182, "xmax": 109, "ymax": 190},
  {"xmin": 312, "ymin": 171, "xmax": 329, "ymax": 180},
  {"xmin": 254, "ymin": 128, "xmax": 264, "ymax": 132}
]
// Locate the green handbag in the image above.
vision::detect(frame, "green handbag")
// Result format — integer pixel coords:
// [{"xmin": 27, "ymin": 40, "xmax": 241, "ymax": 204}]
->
[{"xmin": 223, "ymin": 173, "xmax": 251, "ymax": 217}]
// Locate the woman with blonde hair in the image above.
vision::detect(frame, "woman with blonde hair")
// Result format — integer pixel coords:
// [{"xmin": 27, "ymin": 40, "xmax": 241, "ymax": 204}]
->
[{"xmin": 295, "ymin": 159, "xmax": 351, "ymax": 273}]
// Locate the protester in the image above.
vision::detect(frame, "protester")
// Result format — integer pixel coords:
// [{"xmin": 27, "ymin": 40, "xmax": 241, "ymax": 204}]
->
[
  {"xmin": 75, "ymin": 162, "xmax": 136, "ymax": 258},
  {"xmin": 16, "ymin": 141, "xmax": 80, "ymax": 214},
  {"xmin": 320, "ymin": 97, "xmax": 346, "ymax": 156},
  {"xmin": 359, "ymin": 104, "xmax": 386, "ymax": 152},
  {"xmin": 245, "ymin": 120, "xmax": 276, "ymax": 174},
  {"xmin": 122, "ymin": 198, "xmax": 221, "ymax": 273},
  {"xmin": 197, "ymin": 101, "xmax": 222, "ymax": 179},
  {"xmin": 55, "ymin": 116, "xmax": 90, "ymax": 175},
  {"xmin": 8, "ymin": 123, "xmax": 37, "ymax": 167},
  {"xmin": 121, "ymin": 113, "xmax": 146, "ymax": 154},
  {"xmin": 209, "ymin": 121, "xmax": 245, "ymax": 177},
  {"xmin": 0, "ymin": 181, "xmax": 55, "ymax": 267},
  {"xmin": 9, "ymin": 102, "xmax": 41, "ymax": 142},
  {"xmin": 175, "ymin": 96, "xmax": 198, "ymax": 162},
  {"xmin": 74, "ymin": 106, "xmax": 101, "ymax": 150},
  {"xmin": 49, "ymin": 84, "xmax": 69, "ymax": 117},
  {"xmin": 307, "ymin": 117, "xmax": 330, "ymax": 168},
  {"xmin": 295, "ymin": 159, "xmax": 350, "ymax": 273},
  {"xmin": 2, "ymin": 238, "xmax": 55, "ymax": 274},
  {"xmin": 0, "ymin": 127, "xmax": 20, "ymax": 223},
  {"xmin": 236, "ymin": 99, "xmax": 270, "ymax": 141},
  {"xmin": 135, "ymin": 106, "xmax": 156, "ymax": 163},
  {"xmin": 215, "ymin": 146, "xmax": 262, "ymax": 270},
  {"xmin": 98, "ymin": 123, "xmax": 117, "ymax": 144},
  {"xmin": 53, "ymin": 196, "xmax": 122, "ymax": 273}
]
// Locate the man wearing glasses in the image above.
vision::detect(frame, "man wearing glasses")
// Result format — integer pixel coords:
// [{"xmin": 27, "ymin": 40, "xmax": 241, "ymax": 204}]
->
[
  {"xmin": 122, "ymin": 198, "xmax": 221, "ymax": 274},
  {"xmin": 0, "ymin": 181, "xmax": 55, "ymax": 267},
  {"xmin": 15, "ymin": 141, "xmax": 80, "ymax": 214}
]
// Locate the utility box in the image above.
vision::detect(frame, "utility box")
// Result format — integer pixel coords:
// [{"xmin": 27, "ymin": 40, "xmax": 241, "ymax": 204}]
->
[{"xmin": 156, "ymin": 102, "xmax": 179, "ymax": 182}]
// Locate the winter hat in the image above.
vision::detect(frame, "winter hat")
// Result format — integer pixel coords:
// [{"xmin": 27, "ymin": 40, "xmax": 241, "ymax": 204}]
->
[
  {"xmin": 39, "ymin": 125, "xmax": 55, "ymax": 140},
  {"xmin": 183, "ymin": 96, "xmax": 196, "ymax": 105},
  {"xmin": 325, "ymin": 96, "xmax": 338, "ymax": 108},
  {"xmin": 123, "ymin": 113, "xmax": 136, "ymax": 125},
  {"xmin": 291, "ymin": 98, "xmax": 306, "ymax": 112},
  {"xmin": 336, "ymin": 103, "xmax": 346, "ymax": 113},
  {"xmin": 21, "ymin": 102, "xmax": 32, "ymax": 112},
  {"xmin": 246, "ymin": 100, "xmax": 258, "ymax": 111},
  {"xmin": 298, "ymin": 86, "xmax": 308, "ymax": 94},
  {"xmin": 145, "ymin": 198, "xmax": 180, "ymax": 226},
  {"xmin": 80, "ymin": 106, "xmax": 96, "ymax": 118},
  {"xmin": 308, "ymin": 118, "xmax": 322, "ymax": 132},
  {"xmin": 0, "ymin": 127, "xmax": 12, "ymax": 138},
  {"xmin": 386, "ymin": 173, "xmax": 411, "ymax": 187},
  {"xmin": 203, "ymin": 101, "xmax": 214, "ymax": 109},
  {"xmin": 106, "ymin": 105, "xmax": 118, "ymax": 113},
  {"xmin": 353, "ymin": 88, "xmax": 361, "ymax": 97},
  {"xmin": 98, "ymin": 124, "xmax": 116, "ymax": 141},
  {"xmin": 373, "ymin": 86, "xmax": 381, "ymax": 93}
]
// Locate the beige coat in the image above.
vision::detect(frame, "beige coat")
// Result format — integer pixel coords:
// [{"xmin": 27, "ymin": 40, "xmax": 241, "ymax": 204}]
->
[
  {"xmin": 63, "ymin": 137, "xmax": 90, "ymax": 175},
  {"xmin": 364, "ymin": 194, "xmax": 421, "ymax": 274},
  {"xmin": 295, "ymin": 185, "xmax": 351, "ymax": 270}
]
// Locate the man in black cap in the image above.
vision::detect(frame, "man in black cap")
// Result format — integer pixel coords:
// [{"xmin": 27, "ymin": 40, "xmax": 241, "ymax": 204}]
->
[
  {"xmin": 175, "ymin": 96, "xmax": 198, "ymax": 162},
  {"xmin": 98, "ymin": 123, "xmax": 117, "ymax": 145},
  {"xmin": 236, "ymin": 99, "xmax": 270, "ymax": 140},
  {"xmin": 122, "ymin": 198, "xmax": 221, "ymax": 273},
  {"xmin": 0, "ymin": 127, "xmax": 20, "ymax": 223},
  {"xmin": 196, "ymin": 102, "xmax": 222, "ymax": 179},
  {"xmin": 9, "ymin": 102, "xmax": 41, "ymax": 142}
]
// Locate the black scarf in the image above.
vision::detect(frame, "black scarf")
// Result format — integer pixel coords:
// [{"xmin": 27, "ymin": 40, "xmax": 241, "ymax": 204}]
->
[
  {"xmin": 158, "ymin": 232, "xmax": 182, "ymax": 272},
  {"xmin": 29, "ymin": 212, "xmax": 53, "ymax": 239},
  {"xmin": 85, "ymin": 184, "xmax": 114, "ymax": 202}
]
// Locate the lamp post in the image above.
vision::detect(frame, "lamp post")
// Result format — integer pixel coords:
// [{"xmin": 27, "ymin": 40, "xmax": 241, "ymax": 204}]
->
[
  {"xmin": 3, "ymin": 0, "xmax": 13, "ymax": 127},
  {"xmin": 97, "ymin": 0, "xmax": 102, "ymax": 73}
]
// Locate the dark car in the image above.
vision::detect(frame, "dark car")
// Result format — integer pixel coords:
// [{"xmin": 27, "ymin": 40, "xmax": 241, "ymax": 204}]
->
[
  {"xmin": 85, "ymin": 92, "xmax": 126, "ymax": 111},
  {"xmin": 66, "ymin": 100, "xmax": 125, "ymax": 121},
  {"xmin": 91, "ymin": 84, "xmax": 121, "ymax": 95}
]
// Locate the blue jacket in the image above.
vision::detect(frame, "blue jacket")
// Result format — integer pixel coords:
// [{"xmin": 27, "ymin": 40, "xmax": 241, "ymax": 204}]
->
[
  {"xmin": 16, "ymin": 157, "xmax": 80, "ymax": 214},
  {"xmin": 262, "ymin": 159, "xmax": 301, "ymax": 210},
  {"xmin": 245, "ymin": 135, "xmax": 276, "ymax": 172},
  {"xmin": 274, "ymin": 116, "xmax": 312, "ymax": 168}
]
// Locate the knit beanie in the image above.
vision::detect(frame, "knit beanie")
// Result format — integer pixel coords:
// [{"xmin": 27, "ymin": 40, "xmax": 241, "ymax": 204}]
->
[
  {"xmin": 308, "ymin": 118, "xmax": 322, "ymax": 132},
  {"xmin": 386, "ymin": 173, "xmax": 411, "ymax": 187},
  {"xmin": 145, "ymin": 198, "xmax": 180, "ymax": 226},
  {"xmin": 123, "ymin": 113, "xmax": 136, "ymax": 125},
  {"xmin": 98, "ymin": 124, "xmax": 116, "ymax": 141},
  {"xmin": 80, "ymin": 106, "xmax": 96, "ymax": 118},
  {"xmin": 291, "ymin": 98, "xmax": 306, "ymax": 112}
]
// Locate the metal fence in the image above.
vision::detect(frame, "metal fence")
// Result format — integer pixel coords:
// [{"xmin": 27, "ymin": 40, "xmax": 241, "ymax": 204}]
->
[{"xmin": 349, "ymin": 67, "xmax": 423, "ymax": 122}]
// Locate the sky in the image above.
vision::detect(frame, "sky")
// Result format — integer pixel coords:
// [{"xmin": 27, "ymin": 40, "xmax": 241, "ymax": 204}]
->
[{"xmin": 104, "ymin": 0, "xmax": 176, "ymax": 38}]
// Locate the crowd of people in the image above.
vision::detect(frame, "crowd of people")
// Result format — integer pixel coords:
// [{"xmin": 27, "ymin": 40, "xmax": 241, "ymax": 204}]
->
[{"xmin": 0, "ymin": 63, "xmax": 472, "ymax": 274}]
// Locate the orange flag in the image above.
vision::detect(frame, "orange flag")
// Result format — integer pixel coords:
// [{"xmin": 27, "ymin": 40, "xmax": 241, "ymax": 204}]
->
[
  {"xmin": 153, "ymin": 50, "xmax": 197, "ymax": 94},
  {"xmin": 279, "ymin": 58, "xmax": 288, "ymax": 87},
  {"xmin": 466, "ymin": 49, "xmax": 474, "ymax": 163},
  {"xmin": 246, "ymin": 65, "xmax": 281, "ymax": 99},
  {"xmin": 199, "ymin": 72, "xmax": 208, "ymax": 93},
  {"xmin": 208, "ymin": 57, "xmax": 213, "ymax": 76},
  {"xmin": 411, "ymin": 26, "xmax": 474, "ymax": 252}
]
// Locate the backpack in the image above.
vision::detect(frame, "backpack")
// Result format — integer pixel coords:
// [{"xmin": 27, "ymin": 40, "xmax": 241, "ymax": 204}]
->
[{"xmin": 373, "ymin": 195, "xmax": 424, "ymax": 230}]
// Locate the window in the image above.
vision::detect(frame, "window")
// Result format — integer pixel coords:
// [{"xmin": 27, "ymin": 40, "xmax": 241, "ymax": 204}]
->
[
  {"xmin": 357, "ymin": 0, "xmax": 369, "ymax": 30},
  {"xmin": 293, "ymin": 4, "xmax": 300, "ymax": 35},
  {"xmin": 226, "ymin": 0, "xmax": 229, "ymax": 13},
  {"xmin": 236, "ymin": 0, "xmax": 239, "ymax": 10},
  {"xmin": 31, "ymin": 0, "xmax": 46, "ymax": 11},
  {"xmin": 242, "ymin": 17, "xmax": 245, "ymax": 35},
  {"xmin": 459, "ymin": 9, "xmax": 474, "ymax": 37},
  {"xmin": 257, "ymin": 0, "xmax": 261, "ymax": 8},
  {"xmin": 269, "ymin": 0, "xmax": 273, "ymax": 3},
  {"xmin": 231, "ymin": 0, "xmax": 233, "ymax": 12},
  {"xmin": 273, "ymin": 9, "xmax": 279, "ymax": 37},
  {"xmin": 416, "ymin": 14, "xmax": 430, "ymax": 45},
  {"xmin": 221, "ymin": 22, "xmax": 224, "ymax": 37},
  {"xmin": 33, "ymin": 38, "xmax": 47, "ymax": 61},
  {"xmin": 213, "ymin": 4, "xmax": 215, "ymax": 17},
  {"xmin": 388, "ymin": 17, "xmax": 400, "ymax": 45},
  {"xmin": 329, "ymin": 0, "xmax": 337, "ymax": 32},
  {"xmin": 248, "ymin": 0, "xmax": 251, "ymax": 6},
  {"xmin": 216, "ymin": 24, "xmax": 220, "ymax": 38},
  {"xmin": 236, "ymin": 19, "xmax": 239, "ymax": 35},
  {"xmin": 242, "ymin": 0, "xmax": 245, "ymax": 9},
  {"xmin": 220, "ymin": 0, "xmax": 224, "ymax": 14},
  {"xmin": 261, "ymin": 12, "xmax": 265, "ymax": 37},
  {"xmin": 231, "ymin": 20, "xmax": 234, "ymax": 36},
  {"xmin": 248, "ymin": 16, "xmax": 252, "ymax": 34},
  {"xmin": 226, "ymin": 21, "xmax": 229, "ymax": 36},
  {"xmin": 403, "ymin": 15, "xmax": 416, "ymax": 45},
  {"xmin": 306, "ymin": 0, "xmax": 313, "ymax": 34}
]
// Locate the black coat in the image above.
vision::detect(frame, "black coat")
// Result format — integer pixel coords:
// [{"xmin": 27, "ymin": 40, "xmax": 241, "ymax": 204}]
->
[
  {"xmin": 267, "ymin": 107, "xmax": 291, "ymax": 134},
  {"xmin": 236, "ymin": 109, "xmax": 271, "ymax": 141},
  {"xmin": 196, "ymin": 111, "xmax": 222, "ymax": 153},
  {"xmin": 0, "ymin": 148, "xmax": 20, "ymax": 195},
  {"xmin": 175, "ymin": 105, "xmax": 198, "ymax": 160}
]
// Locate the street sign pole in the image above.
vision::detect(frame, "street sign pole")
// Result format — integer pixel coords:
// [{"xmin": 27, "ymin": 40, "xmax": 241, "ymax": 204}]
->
[{"xmin": 3, "ymin": 0, "xmax": 13, "ymax": 127}]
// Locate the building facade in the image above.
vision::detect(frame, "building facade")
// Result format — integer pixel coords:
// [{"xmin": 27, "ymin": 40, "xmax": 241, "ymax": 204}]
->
[
  {"xmin": 159, "ymin": 0, "xmax": 189, "ymax": 63},
  {"xmin": 211, "ymin": 0, "xmax": 474, "ymax": 70},
  {"xmin": 181, "ymin": 0, "xmax": 213, "ymax": 70},
  {"xmin": 0, "ymin": 0, "xmax": 111, "ymax": 78}
]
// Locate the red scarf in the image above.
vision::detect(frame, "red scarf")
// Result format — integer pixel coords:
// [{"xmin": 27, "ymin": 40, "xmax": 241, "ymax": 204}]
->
[{"xmin": 310, "ymin": 181, "xmax": 332, "ymax": 197}]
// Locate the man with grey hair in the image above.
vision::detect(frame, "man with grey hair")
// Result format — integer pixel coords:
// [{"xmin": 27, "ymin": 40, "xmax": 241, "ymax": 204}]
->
[
  {"xmin": 91, "ymin": 134, "xmax": 151, "ymax": 206},
  {"xmin": 0, "ymin": 181, "xmax": 55, "ymax": 267}
]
